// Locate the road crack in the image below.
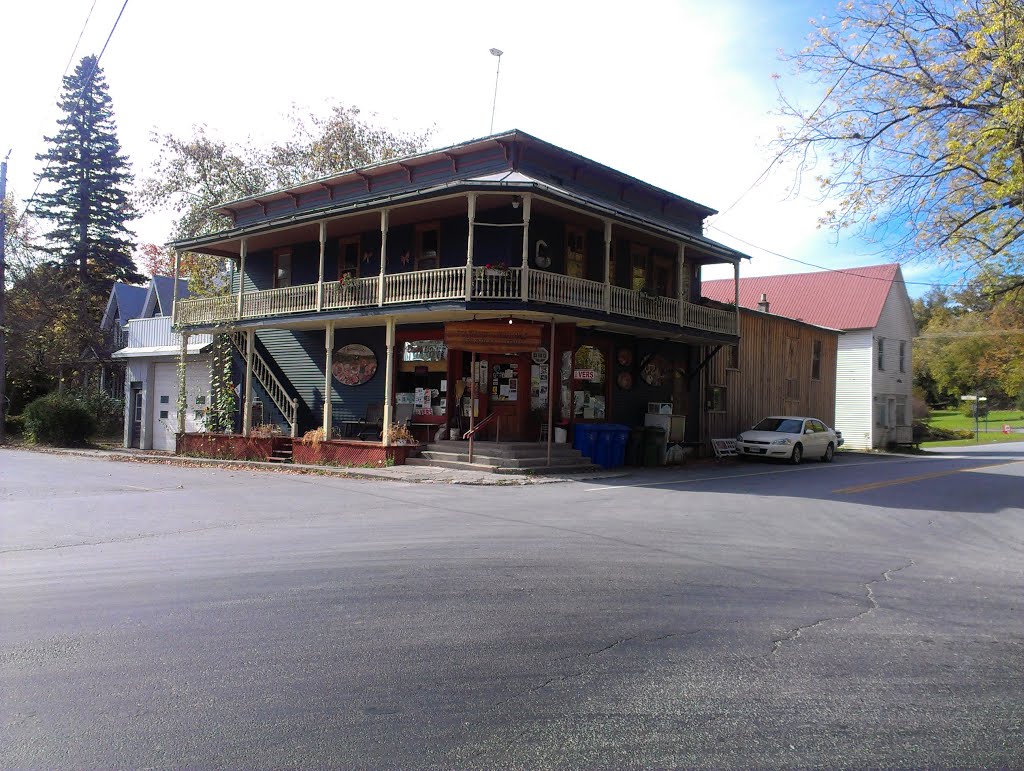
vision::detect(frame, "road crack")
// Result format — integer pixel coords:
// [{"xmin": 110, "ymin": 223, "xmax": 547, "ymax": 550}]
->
[{"xmin": 771, "ymin": 559, "xmax": 915, "ymax": 655}]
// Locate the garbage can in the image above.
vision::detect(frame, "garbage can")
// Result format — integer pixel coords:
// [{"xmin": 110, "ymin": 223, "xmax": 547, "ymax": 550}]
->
[
  {"xmin": 626, "ymin": 427, "xmax": 645, "ymax": 466},
  {"xmin": 573, "ymin": 423, "xmax": 600, "ymax": 462},
  {"xmin": 610, "ymin": 425, "xmax": 630, "ymax": 468},
  {"xmin": 643, "ymin": 425, "xmax": 667, "ymax": 466},
  {"xmin": 593, "ymin": 425, "xmax": 615, "ymax": 468}
]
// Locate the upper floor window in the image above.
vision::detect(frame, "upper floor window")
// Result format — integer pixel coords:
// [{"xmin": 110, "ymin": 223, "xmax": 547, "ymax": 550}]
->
[
  {"xmin": 566, "ymin": 228, "xmax": 586, "ymax": 279},
  {"xmin": 339, "ymin": 237, "xmax": 360, "ymax": 279},
  {"xmin": 725, "ymin": 344, "xmax": 739, "ymax": 370},
  {"xmin": 651, "ymin": 253, "xmax": 675, "ymax": 297},
  {"xmin": 416, "ymin": 223, "xmax": 440, "ymax": 271},
  {"xmin": 899, "ymin": 340, "xmax": 907, "ymax": 373},
  {"xmin": 811, "ymin": 339, "xmax": 822, "ymax": 381},
  {"xmin": 630, "ymin": 244, "xmax": 648, "ymax": 291},
  {"xmin": 877, "ymin": 337, "xmax": 885, "ymax": 370},
  {"xmin": 273, "ymin": 248, "xmax": 292, "ymax": 288}
]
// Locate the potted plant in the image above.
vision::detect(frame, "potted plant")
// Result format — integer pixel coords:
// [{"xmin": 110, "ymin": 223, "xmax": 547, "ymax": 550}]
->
[
  {"xmin": 480, "ymin": 262, "xmax": 510, "ymax": 278},
  {"xmin": 389, "ymin": 423, "xmax": 416, "ymax": 445}
]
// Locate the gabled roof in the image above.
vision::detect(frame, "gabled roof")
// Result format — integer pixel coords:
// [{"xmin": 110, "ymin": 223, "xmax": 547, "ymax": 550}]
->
[
  {"xmin": 100, "ymin": 282, "xmax": 148, "ymax": 330},
  {"xmin": 702, "ymin": 264, "xmax": 903, "ymax": 330},
  {"xmin": 149, "ymin": 275, "xmax": 190, "ymax": 316}
]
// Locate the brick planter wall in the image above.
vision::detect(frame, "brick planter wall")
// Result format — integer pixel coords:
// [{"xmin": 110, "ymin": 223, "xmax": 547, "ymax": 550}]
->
[
  {"xmin": 291, "ymin": 440, "xmax": 420, "ymax": 467},
  {"xmin": 177, "ymin": 433, "xmax": 289, "ymax": 461}
]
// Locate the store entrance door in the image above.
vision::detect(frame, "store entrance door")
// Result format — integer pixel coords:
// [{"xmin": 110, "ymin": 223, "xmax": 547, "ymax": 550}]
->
[{"xmin": 483, "ymin": 354, "xmax": 527, "ymax": 441}]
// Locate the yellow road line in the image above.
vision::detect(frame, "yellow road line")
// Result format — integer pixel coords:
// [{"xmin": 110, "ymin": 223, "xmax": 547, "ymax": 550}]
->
[{"xmin": 834, "ymin": 461, "xmax": 1020, "ymax": 494}]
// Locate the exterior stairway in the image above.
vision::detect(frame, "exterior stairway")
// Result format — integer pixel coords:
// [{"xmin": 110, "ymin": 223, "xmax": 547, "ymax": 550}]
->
[
  {"xmin": 405, "ymin": 440, "xmax": 601, "ymax": 475},
  {"xmin": 268, "ymin": 438, "xmax": 294, "ymax": 463}
]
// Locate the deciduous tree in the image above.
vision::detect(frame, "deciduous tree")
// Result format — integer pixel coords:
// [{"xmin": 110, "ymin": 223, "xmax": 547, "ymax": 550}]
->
[{"xmin": 777, "ymin": 0, "xmax": 1024, "ymax": 283}]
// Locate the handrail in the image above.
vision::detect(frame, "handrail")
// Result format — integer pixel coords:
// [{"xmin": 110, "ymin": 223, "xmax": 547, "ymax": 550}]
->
[
  {"xmin": 463, "ymin": 411, "xmax": 499, "ymax": 463},
  {"xmin": 230, "ymin": 332, "xmax": 299, "ymax": 437}
]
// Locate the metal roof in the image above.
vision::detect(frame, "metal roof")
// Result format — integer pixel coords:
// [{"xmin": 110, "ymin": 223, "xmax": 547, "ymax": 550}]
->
[{"xmin": 702, "ymin": 264, "xmax": 902, "ymax": 330}]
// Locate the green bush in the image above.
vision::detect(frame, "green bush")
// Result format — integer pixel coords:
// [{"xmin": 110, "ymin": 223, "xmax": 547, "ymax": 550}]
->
[
  {"xmin": 921, "ymin": 424, "xmax": 975, "ymax": 441},
  {"xmin": 69, "ymin": 388, "xmax": 124, "ymax": 436},
  {"xmin": 959, "ymin": 400, "xmax": 989, "ymax": 418},
  {"xmin": 23, "ymin": 392, "xmax": 97, "ymax": 446}
]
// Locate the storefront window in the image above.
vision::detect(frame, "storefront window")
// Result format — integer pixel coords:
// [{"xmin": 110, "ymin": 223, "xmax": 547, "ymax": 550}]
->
[
  {"xmin": 573, "ymin": 345, "xmax": 606, "ymax": 419},
  {"xmin": 396, "ymin": 340, "xmax": 448, "ymax": 421}
]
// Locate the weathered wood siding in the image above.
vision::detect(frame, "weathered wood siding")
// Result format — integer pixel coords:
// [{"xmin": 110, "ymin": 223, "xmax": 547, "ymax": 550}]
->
[{"xmin": 701, "ymin": 309, "xmax": 838, "ymax": 445}]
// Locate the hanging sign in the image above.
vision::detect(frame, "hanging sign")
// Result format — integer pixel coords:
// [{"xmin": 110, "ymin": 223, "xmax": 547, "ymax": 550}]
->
[{"xmin": 444, "ymin": 321, "xmax": 542, "ymax": 354}]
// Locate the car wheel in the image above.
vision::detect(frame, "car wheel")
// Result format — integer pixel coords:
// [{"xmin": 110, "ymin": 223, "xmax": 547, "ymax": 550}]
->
[
  {"xmin": 821, "ymin": 442, "xmax": 835, "ymax": 463},
  {"xmin": 790, "ymin": 443, "xmax": 803, "ymax": 465}
]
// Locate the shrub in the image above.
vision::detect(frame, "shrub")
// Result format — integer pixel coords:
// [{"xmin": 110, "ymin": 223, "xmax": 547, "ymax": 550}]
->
[
  {"xmin": 69, "ymin": 388, "xmax": 124, "ymax": 436},
  {"xmin": 23, "ymin": 392, "xmax": 97, "ymax": 446},
  {"xmin": 958, "ymin": 400, "xmax": 988, "ymax": 418}
]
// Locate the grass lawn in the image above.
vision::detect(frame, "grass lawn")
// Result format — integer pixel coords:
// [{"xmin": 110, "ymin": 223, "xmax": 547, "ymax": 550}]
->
[
  {"xmin": 921, "ymin": 432, "xmax": 1024, "ymax": 448},
  {"xmin": 927, "ymin": 408, "xmax": 1024, "ymax": 431}
]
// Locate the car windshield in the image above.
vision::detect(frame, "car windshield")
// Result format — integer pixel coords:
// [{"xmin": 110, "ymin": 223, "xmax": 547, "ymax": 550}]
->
[{"xmin": 752, "ymin": 418, "xmax": 803, "ymax": 433}]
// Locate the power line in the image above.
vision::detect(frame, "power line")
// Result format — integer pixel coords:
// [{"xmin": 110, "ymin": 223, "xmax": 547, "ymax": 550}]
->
[
  {"xmin": 706, "ymin": 223, "xmax": 968, "ymax": 291},
  {"xmin": 16, "ymin": 0, "xmax": 130, "ymax": 231},
  {"xmin": 708, "ymin": 5, "xmax": 895, "ymax": 227}
]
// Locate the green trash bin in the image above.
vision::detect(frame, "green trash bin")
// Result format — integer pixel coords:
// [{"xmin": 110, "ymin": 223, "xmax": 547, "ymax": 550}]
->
[
  {"xmin": 643, "ymin": 425, "xmax": 666, "ymax": 466},
  {"xmin": 626, "ymin": 427, "xmax": 645, "ymax": 466}
]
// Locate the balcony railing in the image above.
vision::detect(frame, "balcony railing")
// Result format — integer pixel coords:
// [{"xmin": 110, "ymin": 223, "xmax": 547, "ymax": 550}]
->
[
  {"xmin": 174, "ymin": 266, "xmax": 738, "ymax": 336},
  {"xmin": 124, "ymin": 316, "xmax": 213, "ymax": 349}
]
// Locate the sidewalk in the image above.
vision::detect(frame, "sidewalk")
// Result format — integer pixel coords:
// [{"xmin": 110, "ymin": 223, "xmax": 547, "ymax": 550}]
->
[{"xmin": 5, "ymin": 444, "xmax": 630, "ymax": 486}]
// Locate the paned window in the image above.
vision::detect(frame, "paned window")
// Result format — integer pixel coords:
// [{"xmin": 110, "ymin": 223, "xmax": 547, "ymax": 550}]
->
[
  {"xmin": 725, "ymin": 344, "xmax": 739, "ymax": 370},
  {"xmin": 273, "ymin": 248, "xmax": 292, "ymax": 288},
  {"xmin": 566, "ymin": 228, "xmax": 586, "ymax": 279},
  {"xmin": 415, "ymin": 224, "xmax": 440, "ymax": 271},
  {"xmin": 899, "ymin": 340, "xmax": 907, "ymax": 373},
  {"xmin": 811, "ymin": 339, "xmax": 822, "ymax": 381},
  {"xmin": 339, "ymin": 237, "xmax": 360, "ymax": 279},
  {"xmin": 877, "ymin": 337, "xmax": 885, "ymax": 370}
]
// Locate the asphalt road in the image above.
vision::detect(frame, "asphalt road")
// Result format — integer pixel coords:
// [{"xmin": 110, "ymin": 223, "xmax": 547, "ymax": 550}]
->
[{"xmin": 2, "ymin": 445, "xmax": 1023, "ymax": 769}]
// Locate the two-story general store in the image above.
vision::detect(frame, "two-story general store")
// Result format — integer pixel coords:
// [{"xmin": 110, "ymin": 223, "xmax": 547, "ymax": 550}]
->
[{"xmin": 168, "ymin": 130, "xmax": 749, "ymax": 466}]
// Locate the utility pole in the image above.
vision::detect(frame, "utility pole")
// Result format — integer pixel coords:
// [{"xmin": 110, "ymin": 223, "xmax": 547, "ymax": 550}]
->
[{"xmin": 0, "ymin": 152, "xmax": 9, "ymax": 444}]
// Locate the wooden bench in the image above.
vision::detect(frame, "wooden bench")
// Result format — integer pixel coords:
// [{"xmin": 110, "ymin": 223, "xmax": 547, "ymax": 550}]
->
[{"xmin": 711, "ymin": 438, "xmax": 738, "ymax": 459}]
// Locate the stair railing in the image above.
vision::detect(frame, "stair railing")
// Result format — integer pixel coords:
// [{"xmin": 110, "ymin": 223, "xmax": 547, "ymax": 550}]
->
[
  {"xmin": 462, "ymin": 411, "xmax": 499, "ymax": 464},
  {"xmin": 230, "ymin": 332, "xmax": 299, "ymax": 438}
]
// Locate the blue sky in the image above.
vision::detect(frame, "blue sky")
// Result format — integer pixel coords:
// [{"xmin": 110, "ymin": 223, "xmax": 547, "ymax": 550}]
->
[{"xmin": 2, "ymin": 0, "xmax": 964, "ymax": 296}]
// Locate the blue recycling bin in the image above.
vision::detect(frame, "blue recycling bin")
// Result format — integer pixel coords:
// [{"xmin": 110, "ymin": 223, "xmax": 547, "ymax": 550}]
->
[
  {"xmin": 573, "ymin": 423, "xmax": 601, "ymax": 462},
  {"xmin": 594, "ymin": 424, "xmax": 615, "ymax": 468},
  {"xmin": 609, "ymin": 424, "xmax": 630, "ymax": 468}
]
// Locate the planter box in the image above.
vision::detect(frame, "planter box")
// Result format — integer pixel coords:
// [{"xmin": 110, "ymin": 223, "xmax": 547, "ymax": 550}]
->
[
  {"xmin": 292, "ymin": 440, "xmax": 421, "ymax": 467},
  {"xmin": 177, "ymin": 433, "xmax": 289, "ymax": 461}
]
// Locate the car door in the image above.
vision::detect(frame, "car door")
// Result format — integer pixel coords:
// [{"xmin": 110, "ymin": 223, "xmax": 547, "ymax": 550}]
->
[{"xmin": 809, "ymin": 420, "xmax": 830, "ymax": 454}]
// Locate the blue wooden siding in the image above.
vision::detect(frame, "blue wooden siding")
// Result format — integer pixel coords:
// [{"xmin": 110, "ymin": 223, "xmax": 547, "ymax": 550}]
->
[{"xmin": 254, "ymin": 327, "xmax": 387, "ymax": 433}]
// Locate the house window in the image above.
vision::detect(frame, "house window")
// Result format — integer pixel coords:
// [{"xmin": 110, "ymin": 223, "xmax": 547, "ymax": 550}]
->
[
  {"xmin": 651, "ymin": 254, "xmax": 674, "ymax": 297},
  {"xmin": 811, "ymin": 339, "xmax": 822, "ymax": 381},
  {"xmin": 415, "ymin": 223, "xmax": 440, "ymax": 271},
  {"xmin": 707, "ymin": 385, "xmax": 726, "ymax": 412},
  {"xmin": 877, "ymin": 337, "xmax": 885, "ymax": 370},
  {"xmin": 339, "ymin": 237, "xmax": 360, "ymax": 279},
  {"xmin": 273, "ymin": 249, "xmax": 293, "ymax": 288},
  {"xmin": 895, "ymin": 398, "xmax": 907, "ymax": 426},
  {"xmin": 899, "ymin": 340, "xmax": 906, "ymax": 373},
  {"xmin": 195, "ymin": 395, "xmax": 206, "ymax": 405},
  {"xmin": 725, "ymin": 344, "xmax": 739, "ymax": 370},
  {"xmin": 159, "ymin": 410, "xmax": 169, "ymax": 420},
  {"xmin": 573, "ymin": 345, "xmax": 606, "ymax": 419},
  {"xmin": 159, "ymin": 395, "xmax": 169, "ymax": 404},
  {"xmin": 566, "ymin": 228, "xmax": 586, "ymax": 279},
  {"xmin": 630, "ymin": 244, "xmax": 648, "ymax": 291},
  {"xmin": 784, "ymin": 336, "xmax": 799, "ymax": 400}
]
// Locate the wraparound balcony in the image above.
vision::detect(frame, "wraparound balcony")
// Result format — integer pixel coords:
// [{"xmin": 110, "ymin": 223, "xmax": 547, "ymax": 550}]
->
[{"xmin": 175, "ymin": 267, "xmax": 738, "ymax": 336}]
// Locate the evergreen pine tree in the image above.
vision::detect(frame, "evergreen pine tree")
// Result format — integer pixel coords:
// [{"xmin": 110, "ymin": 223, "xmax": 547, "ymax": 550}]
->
[{"xmin": 31, "ymin": 54, "xmax": 141, "ymax": 292}]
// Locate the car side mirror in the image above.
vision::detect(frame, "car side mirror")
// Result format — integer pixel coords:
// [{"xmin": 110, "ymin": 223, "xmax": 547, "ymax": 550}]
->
[{"xmin": 804, "ymin": 429, "xmax": 813, "ymax": 434}]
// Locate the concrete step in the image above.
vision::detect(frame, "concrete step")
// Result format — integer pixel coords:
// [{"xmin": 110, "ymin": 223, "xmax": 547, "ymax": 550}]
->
[
  {"xmin": 405, "ymin": 456, "xmax": 600, "ymax": 475},
  {"xmin": 425, "ymin": 441, "xmax": 583, "ymax": 460},
  {"xmin": 404, "ymin": 457, "xmax": 500, "ymax": 472}
]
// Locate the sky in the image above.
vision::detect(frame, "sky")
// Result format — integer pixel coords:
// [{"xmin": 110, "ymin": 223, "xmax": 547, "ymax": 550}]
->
[{"xmin": 2, "ymin": 0, "xmax": 964, "ymax": 296}]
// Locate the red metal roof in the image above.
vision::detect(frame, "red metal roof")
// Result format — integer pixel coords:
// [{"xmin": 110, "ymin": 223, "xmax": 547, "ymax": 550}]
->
[{"xmin": 702, "ymin": 264, "xmax": 902, "ymax": 330}]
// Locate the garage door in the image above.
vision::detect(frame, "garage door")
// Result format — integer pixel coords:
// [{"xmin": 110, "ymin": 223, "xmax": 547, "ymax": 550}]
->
[{"xmin": 151, "ymin": 361, "xmax": 211, "ymax": 451}]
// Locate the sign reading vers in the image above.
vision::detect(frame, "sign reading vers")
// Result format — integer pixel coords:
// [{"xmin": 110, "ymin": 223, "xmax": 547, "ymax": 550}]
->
[{"xmin": 444, "ymin": 320, "xmax": 543, "ymax": 354}]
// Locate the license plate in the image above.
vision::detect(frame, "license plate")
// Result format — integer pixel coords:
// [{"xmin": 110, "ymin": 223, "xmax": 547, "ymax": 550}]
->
[{"xmin": 750, "ymin": 448, "xmax": 766, "ymax": 454}]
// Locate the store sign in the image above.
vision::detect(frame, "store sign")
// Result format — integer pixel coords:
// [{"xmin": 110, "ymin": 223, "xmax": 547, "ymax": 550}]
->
[
  {"xmin": 444, "ymin": 321, "xmax": 543, "ymax": 354},
  {"xmin": 573, "ymin": 368, "xmax": 596, "ymax": 381}
]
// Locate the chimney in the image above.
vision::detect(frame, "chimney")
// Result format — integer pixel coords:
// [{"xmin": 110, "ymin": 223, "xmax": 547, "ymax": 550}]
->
[{"xmin": 757, "ymin": 292, "xmax": 769, "ymax": 313}]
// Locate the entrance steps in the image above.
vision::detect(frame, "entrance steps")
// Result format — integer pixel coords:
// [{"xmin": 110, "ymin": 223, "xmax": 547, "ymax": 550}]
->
[
  {"xmin": 268, "ymin": 439, "xmax": 293, "ymax": 464},
  {"xmin": 406, "ymin": 440, "xmax": 600, "ymax": 475}
]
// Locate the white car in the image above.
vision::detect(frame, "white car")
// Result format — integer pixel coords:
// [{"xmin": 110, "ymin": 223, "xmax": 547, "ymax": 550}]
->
[{"xmin": 736, "ymin": 416, "xmax": 839, "ymax": 464}]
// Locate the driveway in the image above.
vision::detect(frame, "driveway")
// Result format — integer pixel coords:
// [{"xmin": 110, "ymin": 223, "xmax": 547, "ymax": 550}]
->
[{"xmin": 2, "ymin": 445, "xmax": 1022, "ymax": 768}]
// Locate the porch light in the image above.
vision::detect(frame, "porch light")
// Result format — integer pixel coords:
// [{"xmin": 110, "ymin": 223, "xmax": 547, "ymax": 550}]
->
[{"xmin": 511, "ymin": 195, "xmax": 521, "ymax": 209}]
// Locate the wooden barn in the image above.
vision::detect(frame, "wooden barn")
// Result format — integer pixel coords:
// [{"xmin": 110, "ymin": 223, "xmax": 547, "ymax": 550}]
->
[{"xmin": 699, "ymin": 304, "xmax": 840, "ymax": 446}]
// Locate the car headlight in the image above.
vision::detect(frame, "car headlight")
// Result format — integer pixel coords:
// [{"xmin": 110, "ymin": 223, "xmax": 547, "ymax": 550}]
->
[
  {"xmin": 736, "ymin": 435, "xmax": 745, "ymax": 443},
  {"xmin": 770, "ymin": 437, "xmax": 792, "ymax": 445}
]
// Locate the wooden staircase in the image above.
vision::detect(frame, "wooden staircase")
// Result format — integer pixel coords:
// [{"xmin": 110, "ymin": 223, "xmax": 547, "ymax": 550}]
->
[
  {"xmin": 268, "ymin": 438, "xmax": 294, "ymax": 464},
  {"xmin": 405, "ymin": 440, "xmax": 600, "ymax": 475}
]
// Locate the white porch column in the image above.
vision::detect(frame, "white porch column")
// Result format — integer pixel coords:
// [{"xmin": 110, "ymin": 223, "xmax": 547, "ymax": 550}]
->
[
  {"xmin": 603, "ymin": 220, "xmax": 612, "ymax": 314},
  {"xmin": 171, "ymin": 249, "xmax": 181, "ymax": 325},
  {"xmin": 382, "ymin": 317, "xmax": 396, "ymax": 445},
  {"xmin": 177, "ymin": 332, "xmax": 189, "ymax": 438},
  {"xmin": 242, "ymin": 328, "xmax": 255, "ymax": 436},
  {"xmin": 378, "ymin": 209, "xmax": 389, "ymax": 306},
  {"xmin": 733, "ymin": 260, "xmax": 740, "ymax": 335},
  {"xmin": 520, "ymin": 194, "xmax": 532, "ymax": 302},
  {"xmin": 317, "ymin": 221, "xmax": 327, "ymax": 312},
  {"xmin": 464, "ymin": 194, "xmax": 477, "ymax": 301},
  {"xmin": 323, "ymin": 321, "xmax": 334, "ymax": 437},
  {"xmin": 677, "ymin": 242, "xmax": 687, "ymax": 327},
  {"xmin": 236, "ymin": 238, "xmax": 248, "ymax": 320}
]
